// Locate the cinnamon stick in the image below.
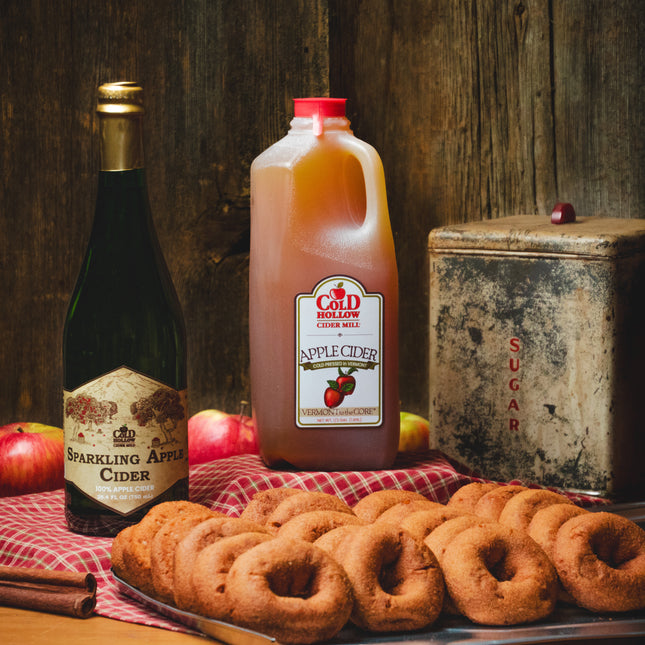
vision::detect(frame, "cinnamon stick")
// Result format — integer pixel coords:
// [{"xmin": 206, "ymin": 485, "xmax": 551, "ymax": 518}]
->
[{"xmin": 0, "ymin": 566, "xmax": 97, "ymax": 618}]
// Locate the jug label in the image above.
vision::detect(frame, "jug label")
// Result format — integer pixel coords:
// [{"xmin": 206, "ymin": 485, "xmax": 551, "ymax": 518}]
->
[
  {"xmin": 296, "ymin": 276, "xmax": 383, "ymax": 427},
  {"xmin": 64, "ymin": 366, "xmax": 188, "ymax": 515}
]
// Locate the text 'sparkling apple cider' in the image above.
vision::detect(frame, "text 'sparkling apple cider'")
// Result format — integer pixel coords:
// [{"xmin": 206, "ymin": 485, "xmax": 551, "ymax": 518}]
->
[{"xmin": 249, "ymin": 98, "xmax": 399, "ymax": 470}]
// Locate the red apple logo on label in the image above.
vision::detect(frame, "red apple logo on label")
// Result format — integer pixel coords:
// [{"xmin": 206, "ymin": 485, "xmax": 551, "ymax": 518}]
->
[
  {"xmin": 323, "ymin": 367, "xmax": 359, "ymax": 408},
  {"xmin": 329, "ymin": 282, "xmax": 346, "ymax": 300},
  {"xmin": 324, "ymin": 384, "xmax": 344, "ymax": 408},
  {"xmin": 336, "ymin": 367, "xmax": 357, "ymax": 394}
]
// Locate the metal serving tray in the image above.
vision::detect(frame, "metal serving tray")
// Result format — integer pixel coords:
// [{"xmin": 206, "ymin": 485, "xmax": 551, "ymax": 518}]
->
[{"xmin": 112, "ymin": 503, "xmax": 645, "ymax": 644}]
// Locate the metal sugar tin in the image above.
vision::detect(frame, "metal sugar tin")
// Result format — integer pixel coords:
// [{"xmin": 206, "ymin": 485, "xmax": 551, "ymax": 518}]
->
[{"xmin": 428, "ymin": 215, "xmax": 645, "ymax": 500}]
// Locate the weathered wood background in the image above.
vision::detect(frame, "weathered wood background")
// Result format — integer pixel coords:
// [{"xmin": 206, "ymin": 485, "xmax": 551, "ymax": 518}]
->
[{"xmin": 1, "ymin": 1, "xmax": 643, "ymax": 428}]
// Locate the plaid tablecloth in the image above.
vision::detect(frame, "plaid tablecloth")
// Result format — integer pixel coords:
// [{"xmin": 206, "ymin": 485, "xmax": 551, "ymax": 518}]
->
[{"xmin": 0, "ymin": 451, "xmax": 609, "ymax": 635}]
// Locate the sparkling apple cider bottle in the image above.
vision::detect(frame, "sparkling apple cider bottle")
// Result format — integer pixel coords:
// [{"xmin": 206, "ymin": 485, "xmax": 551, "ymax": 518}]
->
[
  {"xmin": 249, "ymin": 98, "xmax": 399, "ymax": 470},
  {"xmin": 63, "ymin": 82, "xmax": 188, "ymax": 536}
]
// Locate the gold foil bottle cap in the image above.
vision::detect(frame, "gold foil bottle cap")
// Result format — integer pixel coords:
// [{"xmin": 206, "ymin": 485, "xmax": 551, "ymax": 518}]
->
[
  {"xmin": 97, "ymin": 82, "xmax": 145, "ymax": 116},
  {"xmin": 97, "ymin": 82, "xmax": 145, "ymax": 170}
]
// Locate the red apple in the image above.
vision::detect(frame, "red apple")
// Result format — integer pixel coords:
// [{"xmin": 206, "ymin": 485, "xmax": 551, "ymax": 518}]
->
[
  {"xmin": 188, "ymin": 409, "xmax": 259, "ymax": 465},
  {"xmin": 235, "ymin": 414, "xmax": 259, "ymax": 455},
  {"xmin": 329, "ymin": 283, "xmax": 346, "ymax": 300},
  {"xmin": 398, "ymin": 412, "xmax": 430, "ymax": 452},
  {"xmin": 0, "ymin": 422, "xmax": 64, "ymax": 496}
]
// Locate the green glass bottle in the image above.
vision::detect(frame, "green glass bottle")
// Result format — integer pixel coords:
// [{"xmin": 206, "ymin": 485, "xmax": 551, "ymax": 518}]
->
[{"xmin": 63, "ymin": 82, "xmax": 188, "ymax": 536}]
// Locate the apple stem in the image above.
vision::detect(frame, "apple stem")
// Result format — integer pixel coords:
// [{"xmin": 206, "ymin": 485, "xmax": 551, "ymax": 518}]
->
[
  {"xmin": 239, "ymin": 400, "xmax": 249, "ymax": 421},
  {"xmin": 17, "ymin": 427, "xmax": 24, "ymax": 433}
]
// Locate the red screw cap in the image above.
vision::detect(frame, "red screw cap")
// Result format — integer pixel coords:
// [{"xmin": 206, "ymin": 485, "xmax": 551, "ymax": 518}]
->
[{"xmin": 293, "ymin": 98, "xmax": 347, "ymax": 136}]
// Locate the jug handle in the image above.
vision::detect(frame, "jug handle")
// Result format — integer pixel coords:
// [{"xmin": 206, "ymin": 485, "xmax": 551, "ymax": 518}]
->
[{"xmin": 341, "ymin": 135, "xmax": 389, "ymax": 232}]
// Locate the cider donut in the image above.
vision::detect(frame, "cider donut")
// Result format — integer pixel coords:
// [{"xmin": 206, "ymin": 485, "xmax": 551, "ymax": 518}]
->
[
  {"xmin": 373, "ymin": 499, "xmax": 444, "ymax": 527},
  {"xmin": 441, "ymin": 524, "xmax": 558, "ymax": 625},
  {"xmin": 553, "ymin": 512, "xmax": 645, "ymax": 613},
  {"xmin": 400, "ymin": 507, "xmax": 473, "ymax": 546},
  {"xmin": 265, "ymin": 491, "xmax": 354, "ymax": 534},
  {"xmin": 278, "ymin": 510, "xmax": 365, "ymax": 542},
  {"xmin": 239, "ymin": 487, "xmax": 303, "ymax": 525},
  {"xmin": 314, "ymin": 524, "xmax": 364, "ymax": 555},
  {"xmin": 226, "ymin": 538, "xmax": 353, "ymax": 644},
  {"xmin": 498, "ymin": 489, "xmax": 573, "ymax": 532},
  {"xmin": 173, "ymin": 516, "xmax": 270, "ymax": 611},
  {"xmin": 110, "ymin": 525, "xmax": 135, "ymax": 586},
  {"xmin": 527, "ymin": 503, "xmax": 589, "ymax": 604},
  {"xmin": 150, "ymin": 506, "xmax": 219, "ymax": 603},
  {"xmin": 191, "ymin": 532, "xmax": 274, "ymax": 620},
  {"xmin": 424, "ymin": 515, "xmax": 490, "ymax": 562},
  {"xmin": 528, "ymin": 503, "xmax": 589, "ymax": 562},
  {"xmin": 473, "ymin": 485, "xmax": 528, "ymax": 521},
  {"xmin": 326, "ymin": 523, "xmax": 444, "ymax": 632},
  {"xmin": 123, "ymin": 501, "xmax": 220, "ymax": 596},
  {"xmin": 352, "ymin": 490, "xmax": 429, "ymax": 523},
  {"xmin": 446, "ymin": 482, "xmax": 499, "ymax": 514},
  {"xmin": 423, "ymin": 515, "xmax": 491, "ymax": 615}
]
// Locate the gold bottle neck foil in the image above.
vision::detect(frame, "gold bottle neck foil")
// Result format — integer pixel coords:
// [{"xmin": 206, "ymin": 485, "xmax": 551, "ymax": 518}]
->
[{"xmin": 97, "ymin": 82, "xmax": 145, "ymax": 171}]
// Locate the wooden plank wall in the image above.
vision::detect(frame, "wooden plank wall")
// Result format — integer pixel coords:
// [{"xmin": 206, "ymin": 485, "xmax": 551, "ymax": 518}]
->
[{"xmin": 1, "ymin": 1, "xmax": 642, "ymax": 429}]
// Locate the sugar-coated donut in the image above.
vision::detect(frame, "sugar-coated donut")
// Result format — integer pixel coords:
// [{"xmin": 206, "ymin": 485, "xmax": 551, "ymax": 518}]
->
[
  {"xmin": 553, "ymin": 512, "xmax": 645, "ymax": 613},
  {"xmin": 278, "ymin": 510, "xmax": 365, "ymax": 542},
  {"xmin": 110, "ymin": 525, "xmax": 134, "ymax": 582},
  {"xmin": 324, "ymin": 523, "xmax": 444, "ymax": 632},
  {"xmin": 424, "ymin": 515, "xmax": 490, "ymax": 562},
  {"xmin": 173, "ymin": 516, "xmax": 269, "ymax": 611},
  {"xmin": 150, "ymin": 506, "xmax": 219, "ymax": 603},
  {"xmin": 527, "ymin": 503, "xmax": 589, "ymax": 604},
  {"xmin": 399, "ymin": 507, "xmax": 468, "ymax": 544},
  {"xmin": 226, "ymin": 538, "xmax": 354, "ymax": 644},
  {"xmin": 190, "ymin": 532, "xmax": 274, "ymax": 620},
  {"xmin": 423, "ymin": 514, "xmax": 491, "ymax": 615},
  {"xmin": 123, "ymin": 501, "xmax": 220, "ymax": 596},
  {"xmin": 498, "ymin": 489, "xmax": 573, "ymax": 532},
  {"xmin": 442, "ymin": 524, "xmax": 558, "ymax": 625},
  {"xmin": 446, "ymin": 482, "xmax": 499, "ymax": 514},
  {"xmin": 473, "ymin": 485, "xmax": 528, "ymax": 522},
  {"xmin": 265, "ymin": 491, "xmax": 354, "ymax": 534},
  {"xmin": 314, "ymin": 524, "xmax": 364, "ymax": 555},
  {"xmin": 352, "ymin": 490, "xmax": 429, "ymax": 523},
  {"xmin": 373, "ymin": 499, "xmax": 444, "ymax": 527},
  {"xmin": 528, "ymin": 504, "xmax": 589, "ymax": 561},
  {"xmin": 239, "ymin": 487, "xmax": 303, "ymax": 525}
]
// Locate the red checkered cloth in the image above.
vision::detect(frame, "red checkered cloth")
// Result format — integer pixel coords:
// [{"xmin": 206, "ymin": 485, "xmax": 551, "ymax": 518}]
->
[{"xmin": 0, "ymin": 451, "xmax": 609, "ymax": 634}]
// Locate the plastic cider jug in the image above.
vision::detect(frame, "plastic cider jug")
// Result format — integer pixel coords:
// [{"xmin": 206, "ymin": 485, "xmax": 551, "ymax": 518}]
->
[{"xmin": 249, "ymin": 98, "xmax": 399, "ymax": 470}]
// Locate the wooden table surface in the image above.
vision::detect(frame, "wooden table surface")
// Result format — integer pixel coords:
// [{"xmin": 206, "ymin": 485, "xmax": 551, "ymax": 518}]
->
[{"xmin": 0, "ymin": 606, "xmax": 207, "ymax": 645}]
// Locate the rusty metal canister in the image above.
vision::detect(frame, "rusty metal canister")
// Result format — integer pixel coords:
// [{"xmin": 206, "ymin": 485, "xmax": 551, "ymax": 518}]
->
[{"xmin": 428, "ymin": 214, "xmax": 645, "ymax": 500}]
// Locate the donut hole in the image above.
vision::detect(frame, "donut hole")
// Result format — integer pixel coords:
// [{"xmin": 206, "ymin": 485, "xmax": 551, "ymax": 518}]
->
[
  {"xmin": 483, "ymin": 543, "xmax": 516, "ymax": 583},
  {"xmin": 488, "ymin": 557, "xmax": 515, "ymax": 583},
  {"xmin": 590, "ymin": 530, "xmax": 638, "ymax": 570},
  {"xmin": 267, "ymin": 563, "xmax": 319, "ymax": 598},
  {"xmin": 591, "ymin": 535, "xmax": 620, "ymax": 568},
  {"xmin": 378, "ymin": 559, "xmax": 404, "ymax": 595},
  {"xmin": 376, "ymin": 541, "xmax": 419, "ymax": 596}
]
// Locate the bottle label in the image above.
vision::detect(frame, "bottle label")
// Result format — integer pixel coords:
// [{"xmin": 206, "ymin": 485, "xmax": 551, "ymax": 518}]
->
[
  {"xmin": 296, "ymin": 276, "xmax": 383, "ymax": 427},
  {"xmin": 63, "ymin": 366, "xmax": 188, "ymax": 516}
]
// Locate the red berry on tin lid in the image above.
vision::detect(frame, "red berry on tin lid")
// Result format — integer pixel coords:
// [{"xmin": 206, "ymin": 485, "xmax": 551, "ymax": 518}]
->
[{"xmin": 551, "ymin": 202, "xmax": 576, "ymax": 224}]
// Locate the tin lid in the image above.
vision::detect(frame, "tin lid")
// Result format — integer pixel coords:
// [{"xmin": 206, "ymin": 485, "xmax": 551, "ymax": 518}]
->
[{"xmin": 428, "ymin": 215, "xmax": 645, "ymax": 259}]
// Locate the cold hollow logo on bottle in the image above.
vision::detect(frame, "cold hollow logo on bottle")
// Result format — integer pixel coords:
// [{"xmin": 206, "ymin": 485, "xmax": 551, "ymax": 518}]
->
[
  {"xmin": 296, "ymin": 276, "xmax": 383, "ymax": 427},
  {"xmin": 64, "ymin": 366, "xmax": 188, "ymax": 515}
]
